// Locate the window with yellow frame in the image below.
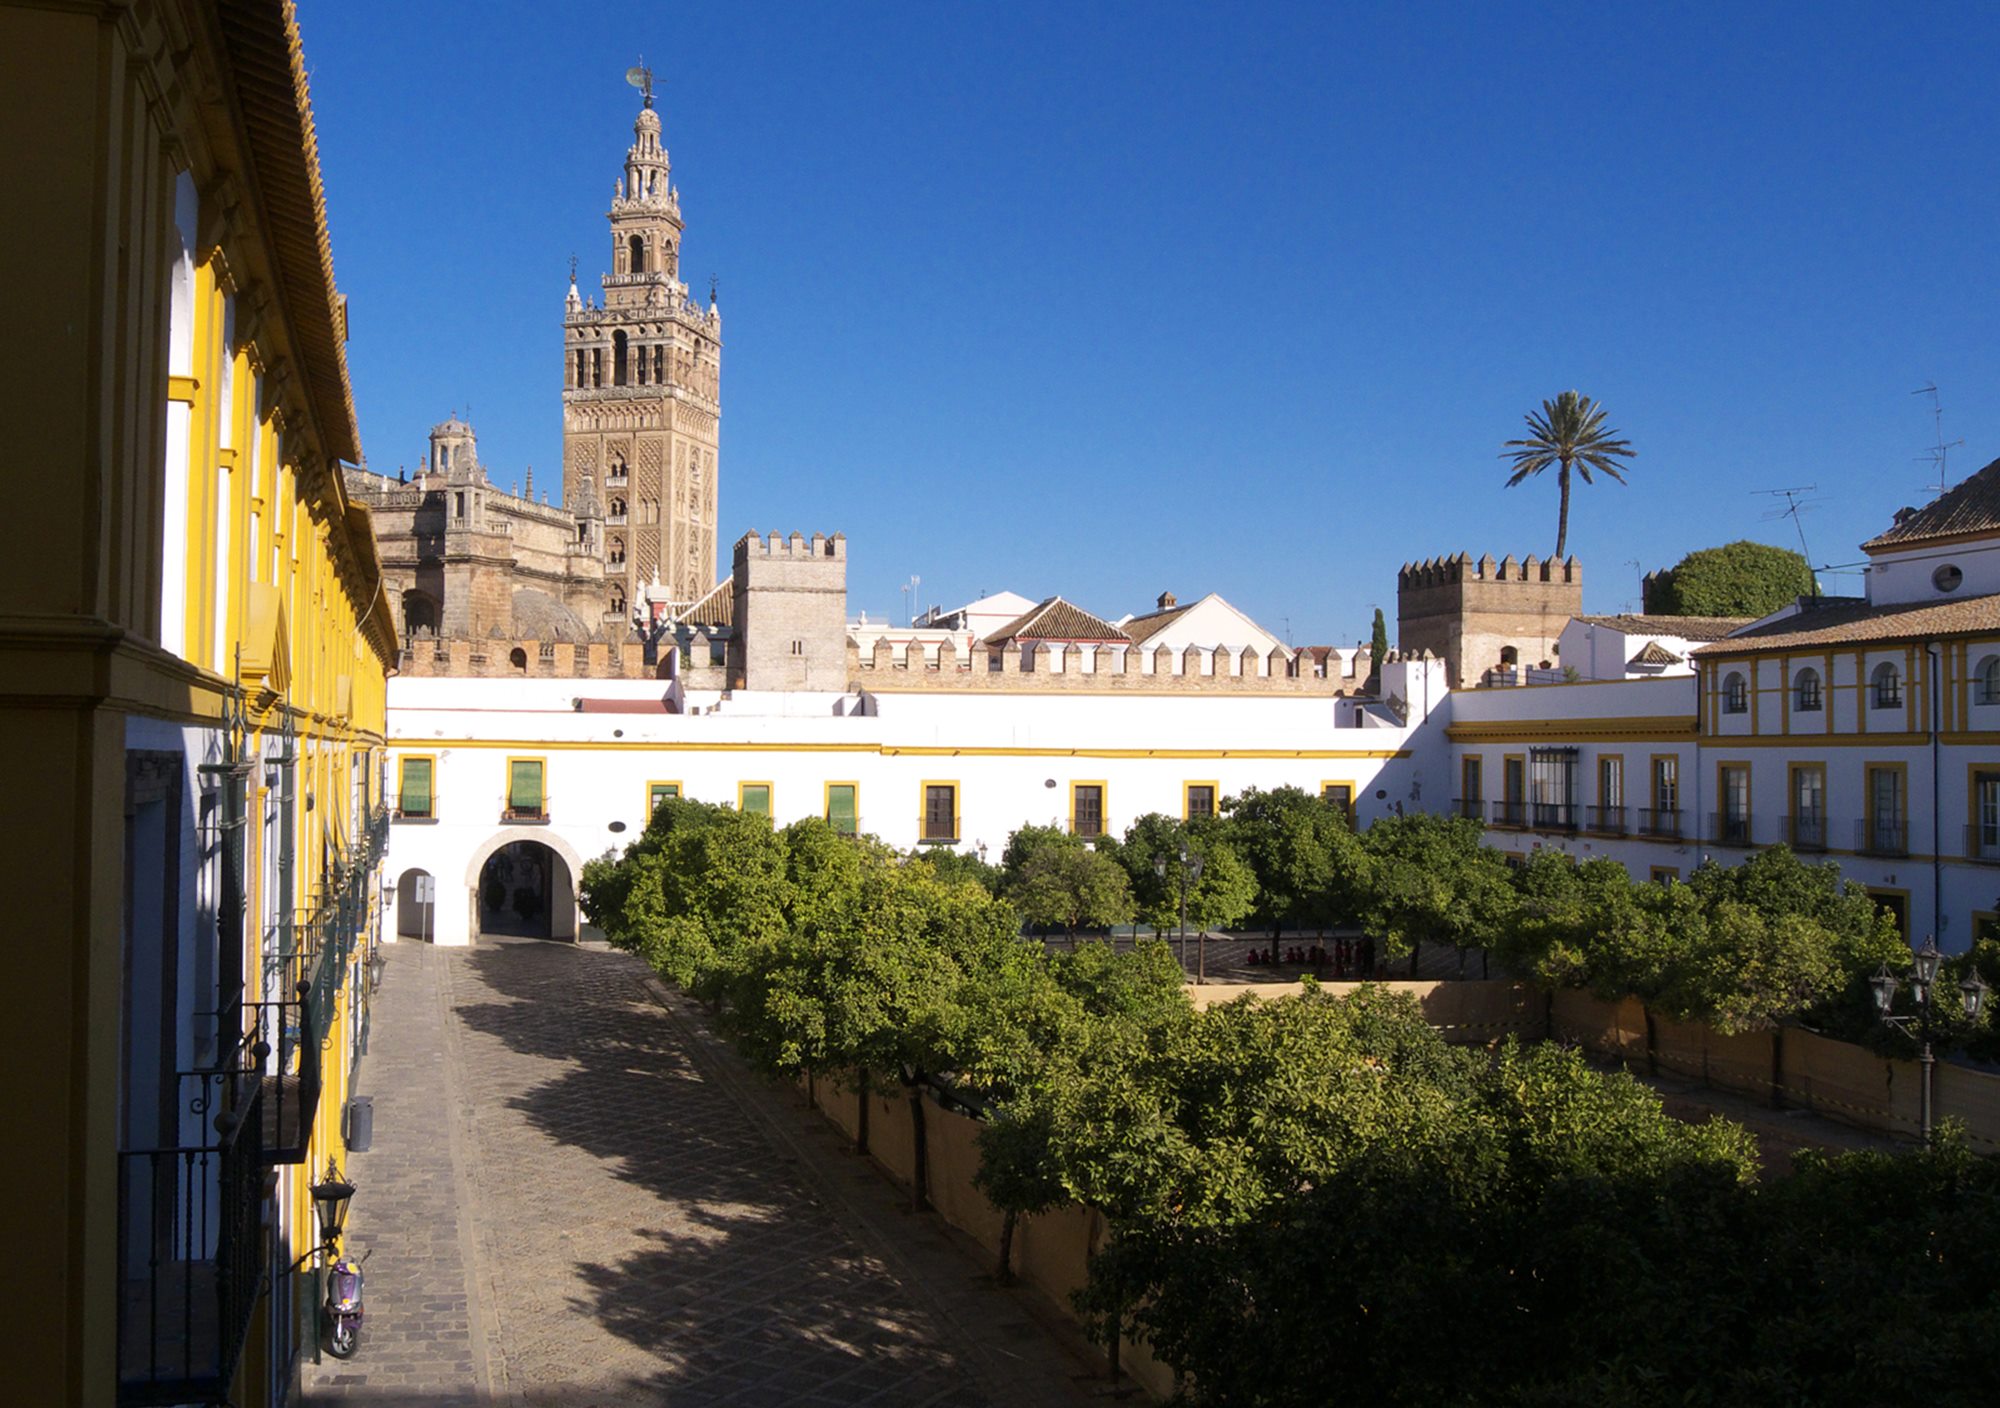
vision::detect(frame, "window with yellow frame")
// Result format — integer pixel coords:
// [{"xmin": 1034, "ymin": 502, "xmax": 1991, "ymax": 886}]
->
[
  {"xmin": 1070, "ymin": 781, "xmax": 1107, "ymax": 840},
  {"xmin": 738, "ymin": 781, "xmax": 772, "ymax": 818},
  {"xmin": 824, "ymin": 781, "xmax": 859, "ymax": 835},
  {"xmin": 920, "ymin": 781, "xmax": 959, "ymax": 844},
  {"xmin": 645, "ymin": 780, "xmax": 682, "ymax": 818},
  {"xmin": 396, "ymin": 754, "xmax": 436, "ymax": 820},
  {"xmin": 1182, "ymin": 781, "xmax": 1219, "ymax": 822},
  {"xmin": 1320, "ymin": 780, "xmax": 1356, "ymax": 824},
  {"xmin": 503, "ymin": 756, "xmax": 545, "ymax": 821}
]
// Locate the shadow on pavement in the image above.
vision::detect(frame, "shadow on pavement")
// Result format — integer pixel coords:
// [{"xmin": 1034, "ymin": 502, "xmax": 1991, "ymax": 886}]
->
[{"xmin": 451, "ymin": 936, "xmax": 985, "ymax": 1406}]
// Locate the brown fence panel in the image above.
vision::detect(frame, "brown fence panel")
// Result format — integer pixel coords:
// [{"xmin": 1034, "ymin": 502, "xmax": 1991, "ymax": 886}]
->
[
  {"xmin": 1703, "ymin": 1025, "xmax": 1777, "ymax": 1100},
  {"xmin": 867, "ymin": 1086, "xmax": 917, "ymax": 1186},
  {"xmin": 1936, "ymin": 1064, "xmax": 2000, "ymax": 1152},
  {"xmin": 1783, "ymin": 1030, "xmax": 1910, "ymax": 1138},
  {"xmin": 924, "ymin": 1104, "xmax": 1006, "ymax": 1253},
  {"xmin": 1550, "ymin": 990, "xmax": 1648, "ymax": 1061}
]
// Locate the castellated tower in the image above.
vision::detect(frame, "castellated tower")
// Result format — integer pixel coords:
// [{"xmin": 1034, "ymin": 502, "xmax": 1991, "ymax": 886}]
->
[
  {"xmin": 562, "ymin": 83, "xmax": 722, "ymax": 607},
  {"xmin": 1396, "ymin": 553, "xmax": 1582, "ymax": 687},
  {"xmin": 729, "ymin": 533, "xmax": 848, "ymax": 692}
]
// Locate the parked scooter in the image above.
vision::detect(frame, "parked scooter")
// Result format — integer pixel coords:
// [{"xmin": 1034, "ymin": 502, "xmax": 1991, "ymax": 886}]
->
[{"xmin": 323, "ymin": 1249, "xmax": 367, "ymax": 1358}]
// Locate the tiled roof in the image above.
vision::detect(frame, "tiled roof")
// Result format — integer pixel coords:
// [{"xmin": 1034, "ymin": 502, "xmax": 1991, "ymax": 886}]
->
[
  {"xmin": 1862, "ymin": 456, "xmax": 2000, "ymax": 550},
  {"xmin": 1694, "ymin": 592, "xmax": 2000, "ymax": 655},
  {"xmin": 985, "ymin": 597, "xmax": 1128, "ymax": 644},
  {"xmin": 1121, "ymin": 602, "xmax": 1195, "ymax": 644},
  {"xmin": 1575, "ymin": 614, "xmax": 1752, "ymax": 642},
  {"xmin": 1627, "ymin": 640, "xmax": 1683, "ymax": 667},
  {"xmin": 673, "ymin": 578, "xmax": 734, "ymax": 628}
]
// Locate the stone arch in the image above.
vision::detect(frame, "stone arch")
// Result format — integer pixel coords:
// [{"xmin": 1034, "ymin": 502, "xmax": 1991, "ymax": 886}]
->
[
  {"xmin": 394, "ymin": 867, "xmax": 437, "ymax": 940},
  {"xmin": 461, "ymin": 828, "xmax": 587, "ymax": 943}
]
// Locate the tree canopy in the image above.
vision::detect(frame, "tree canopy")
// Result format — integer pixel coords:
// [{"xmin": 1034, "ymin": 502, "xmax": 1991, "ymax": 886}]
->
[
  {"xmin": 1500, "ymin": 390, "xmax": 1635, "ymax": 560},
  {"xmin": 1647, "ymin": 539, "xmax": 1815, "ymax": 618}
]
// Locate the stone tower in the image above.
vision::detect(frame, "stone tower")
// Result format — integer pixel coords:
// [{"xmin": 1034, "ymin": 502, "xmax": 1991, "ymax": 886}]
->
[
  {"xmin": 1396, "ymin": 553, "xmax": 1582, "ymax": 687},
  {"xmin": 562, "ymin": 79, "xmax": 722, "ymax": 607}
]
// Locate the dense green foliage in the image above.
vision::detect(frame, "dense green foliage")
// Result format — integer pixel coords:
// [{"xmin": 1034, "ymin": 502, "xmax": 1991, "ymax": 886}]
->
[
  {"xmin": 1369, "ymin": 606, "xmax": 1389, "ymax": 685},
  {"xmin": 1503, "ymin": 845, "xmax": 1907, "ymax": 1033},
  {"xmin": 582, "ymin": 799, "xmax": 2000, "ymax": 1406},
  {"xmin": 1648, "ymin": 539, "xmax": 1815, "ymax": 617}
]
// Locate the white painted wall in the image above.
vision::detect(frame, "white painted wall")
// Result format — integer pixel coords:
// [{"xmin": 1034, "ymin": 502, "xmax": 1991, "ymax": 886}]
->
[
  {"xmin": 1865, "ymin": 536, "xmax": 2000, "ymax": 605},
  {"xmin": 384, "ymin": 677, "xmax": 1428, "ymax": 945}
]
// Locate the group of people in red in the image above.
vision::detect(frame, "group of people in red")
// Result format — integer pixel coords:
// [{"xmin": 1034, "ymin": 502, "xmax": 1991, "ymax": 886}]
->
[{"xmin": 1243, "ymin": 936, "xmax": 1376, "ymax": 979}]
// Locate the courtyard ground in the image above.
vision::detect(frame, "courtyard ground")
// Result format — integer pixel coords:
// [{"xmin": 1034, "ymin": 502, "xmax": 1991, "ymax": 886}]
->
[{"xmin": 304, "ymin": 936, "xmax": 1105, "ymax": 1406}]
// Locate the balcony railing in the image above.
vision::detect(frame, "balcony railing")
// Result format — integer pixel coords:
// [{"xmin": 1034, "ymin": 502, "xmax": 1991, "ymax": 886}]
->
[
  {"xmin": 1710, "ymin": 812, "xmax": 1756, "ymax": 847},
  {"xmin": 1490, "ymin": 799, "xmax": 1527, "ymax": 829},
  {"xmin": 502, "ymin": 804, "xmax": 549, "ymax": 823},
  {"xmin": 1858, "ymin": 818, "xmax": 1909, "ymax": 857},
  {"xmin": 1637, "ymin": 808, "xmax": 1683, "ymax": 839},
  {"xmin": 118, "ymin": 1038, "xmax": 266, "ymax": 1403},
  {"xmin": 1584, "ymin": 805, "xmax": 1627, "ymax": 835},
  {"xmin": 1967, "ymin": 824, "xmax": 2000, "ymax": 864},
  {"xmin": 1529, "ymin": 802, "xmax": 1578, "ymax": 832},
  {"xmin": 1785, "ymin": 814, "xmax": 1828, "ymax": 852},
  {"xmin": 1453, "ymin": 798, "xmax": 1484, "ymax": 821},
  {"xmin": 251, "ymin": 986, "xmax": 318, "ymax": 1166}
]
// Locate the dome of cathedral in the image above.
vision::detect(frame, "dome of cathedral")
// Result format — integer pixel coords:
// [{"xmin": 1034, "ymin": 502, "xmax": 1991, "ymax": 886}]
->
[{"xmin": 511, "ymin": 589, "xmax": 591, "ymax": 641}]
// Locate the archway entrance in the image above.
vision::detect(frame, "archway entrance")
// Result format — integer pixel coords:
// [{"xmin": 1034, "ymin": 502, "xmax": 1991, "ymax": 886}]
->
[
  {"xmin": 395, "ymin": 868, "xmax": 437, "ymax": 941},
  {"xmin": 475, "ymin": 840, "xmax": 576, "ymax": 940}
]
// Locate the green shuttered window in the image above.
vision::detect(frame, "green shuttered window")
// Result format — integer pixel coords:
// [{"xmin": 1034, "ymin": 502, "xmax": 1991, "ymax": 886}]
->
[
  {"xmin": 740, "ymin": 784, "xmax": 770, "ymax": 817},
  {"xmin": 399, "ymin": 758, "xmax": 433, "ymax": 818},
  {"xmin": 509, "ymin": 759, "xmax": 545, "ymax": 815},
  {"xmin": 827, "ymin": 784, "xmax": 857, "ymax": 834}
]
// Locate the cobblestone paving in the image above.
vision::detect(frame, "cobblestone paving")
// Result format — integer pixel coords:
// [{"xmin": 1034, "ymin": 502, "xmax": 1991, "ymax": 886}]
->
[{"xmin": 311, "ymin": 937, "xmax": 1096, "ymax": 1407}]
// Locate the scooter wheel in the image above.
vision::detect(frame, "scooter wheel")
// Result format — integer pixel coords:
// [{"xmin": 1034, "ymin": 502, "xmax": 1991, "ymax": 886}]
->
[{"xmin": 326, "ymin": 1320, "xmax": 359, "ymax": 1359}]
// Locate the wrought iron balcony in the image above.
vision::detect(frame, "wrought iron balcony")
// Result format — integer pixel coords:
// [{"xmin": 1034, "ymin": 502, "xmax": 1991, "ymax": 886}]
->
[
  {"xmin": 1490, "ymin": 799, "xmax": 1527, "ymax": 829},
  {"xmin": 1528, "ymin": 802, "xmax": 1578, "ymax": 832},
  {"xmin": 1858, "ymin": 817, "xmax": 1909, "ymax": 857},
  {"xmin": 1785, "ymin": 814, "xmax": 1828, "ymax": 852},
  {"xmin": 251, "ymin": 986, "xmax": 319, "ymax": 1166},
  {"xmin": 1584, "ymin": 805, "xmax": 1627, "ymax": 835},
  {"xmin": 1710, "ymin": 812, "xmax": 1756, "ymax": 847},
  {"xmin": 118, "ymin": 1037, "xmax": 266, "ymax": 1403},
  {"xmin": 1453, "ymin": 798, "xmax": 1484, "ymax": 821},
  {"xmin": 1636, "ymin": 808, "xmax": 1682, "ymax": 839},
  {"xmin": 1967, "ymin": 824, "xmax": 2000, "ymax": 864}
]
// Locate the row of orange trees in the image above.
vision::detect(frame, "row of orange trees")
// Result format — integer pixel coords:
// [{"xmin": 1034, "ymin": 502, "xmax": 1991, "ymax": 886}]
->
[{"xmin": 582, "ymin": 796, "xmax": 2000, "ymax": 1404}]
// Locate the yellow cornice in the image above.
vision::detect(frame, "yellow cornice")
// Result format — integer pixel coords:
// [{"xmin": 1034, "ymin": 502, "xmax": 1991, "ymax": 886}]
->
[
  {"xmin": 389, "ymin": 737, "xmax": 1413, "ymax": 761},
  {"xmin": 1447, "ymin": 715, "xmax": 1697, "ymax": 744}
]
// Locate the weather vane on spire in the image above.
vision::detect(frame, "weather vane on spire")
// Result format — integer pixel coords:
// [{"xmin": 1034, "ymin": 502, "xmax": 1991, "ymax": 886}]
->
[
  {"xmin": 625, "ymin": 59, "xmax": 655, "ymax": 109},
  {"xmin": 568, "ymin": 253, "xmax": 578, "ymax": 285}
]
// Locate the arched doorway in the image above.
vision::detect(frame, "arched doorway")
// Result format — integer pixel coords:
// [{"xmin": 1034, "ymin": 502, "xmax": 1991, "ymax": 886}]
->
[
  {"xmin": 395, "ymin": 868, "xmax": 437, "ymax": 941},
  {"xmin": 474, "ymin": 840, "xmax": 576, "ymax": 940}
]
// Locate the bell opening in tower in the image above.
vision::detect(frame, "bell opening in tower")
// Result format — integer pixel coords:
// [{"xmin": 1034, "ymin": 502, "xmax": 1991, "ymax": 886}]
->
[
  {"xmin": 613, "ymin": 330, "xmax": 629, "ymax": 387},
  {"xmin": 627, "ymin": 234, "xmax": 644, "ymax": 274}
]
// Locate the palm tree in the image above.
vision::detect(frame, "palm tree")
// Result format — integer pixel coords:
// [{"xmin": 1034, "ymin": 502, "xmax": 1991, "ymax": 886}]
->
[{"xmin": 1501, "ymin": 391, "xmax": 1636, "ymax": 559}]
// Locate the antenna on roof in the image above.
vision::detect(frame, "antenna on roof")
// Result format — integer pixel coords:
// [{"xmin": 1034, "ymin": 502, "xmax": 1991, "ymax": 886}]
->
[
  {"xmin": 1912, "ymin": 383, "xmax": 1963, "ymax": 494},
  {"xmin": 1754, "ymin": 486, "xmax": 1821, "ymax": 602},
  {"xmin": 901, "ymin": 575, "xmax": 921, "ymax": 626}
]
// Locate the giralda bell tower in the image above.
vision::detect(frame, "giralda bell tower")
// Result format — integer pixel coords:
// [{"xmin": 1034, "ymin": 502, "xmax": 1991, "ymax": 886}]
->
[{"xmin": 562, "ymin": 69, "xmax": 722, "ymax": 608}]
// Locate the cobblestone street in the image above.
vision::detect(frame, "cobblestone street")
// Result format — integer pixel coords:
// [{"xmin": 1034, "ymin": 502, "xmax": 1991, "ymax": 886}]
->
[{"xmin": 307, "ymin": 937, "xmax": 1099, "ymax": 1407}]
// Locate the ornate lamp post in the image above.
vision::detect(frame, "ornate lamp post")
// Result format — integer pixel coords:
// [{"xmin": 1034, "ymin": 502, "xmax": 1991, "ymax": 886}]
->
[
  {"xmin": 1154, "ymin": 844, "xmax": 1205, "ymax": 979},
  {"xmin": 1871, "ymin": 935, "xmax": 1989, "ymax": 1146},
  {"xmin": 310, "ymin": 1161, "xmax": 357, "ymax": 1252}
]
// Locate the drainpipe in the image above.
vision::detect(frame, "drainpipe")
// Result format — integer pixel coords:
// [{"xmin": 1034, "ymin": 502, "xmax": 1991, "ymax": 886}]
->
[{"xmin": 1925, "ymin": 642, "xmax": 1944, "ymax": 946}]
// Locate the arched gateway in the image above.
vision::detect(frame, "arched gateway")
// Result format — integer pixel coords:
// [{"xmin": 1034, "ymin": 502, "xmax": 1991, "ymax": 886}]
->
[{"xmin": 462, "ymin": 830, "xmax": 585, "ymax": 942}]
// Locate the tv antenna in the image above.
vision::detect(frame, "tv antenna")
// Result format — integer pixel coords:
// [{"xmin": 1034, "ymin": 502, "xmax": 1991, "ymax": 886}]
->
[
  {"xmin": 1912, "ymin": 383, "xmax": 1963, "ymax": 494},
  {"xmin": 625, "ymin": 60, "xmax": 655, "ymax": 109},
  {"xmin": 1754, "ymin": 485, "xmax": 1821, "ymax": 599},
  {"xmin": 901, "ymin": 575, "xmax": 922, "ymax": 625}
]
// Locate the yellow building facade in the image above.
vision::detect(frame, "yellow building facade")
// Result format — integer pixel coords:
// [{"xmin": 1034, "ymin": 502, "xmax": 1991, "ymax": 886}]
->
[{"xmin": 0, "ymin": 2, "xmax": 395, "ymax": 1404}]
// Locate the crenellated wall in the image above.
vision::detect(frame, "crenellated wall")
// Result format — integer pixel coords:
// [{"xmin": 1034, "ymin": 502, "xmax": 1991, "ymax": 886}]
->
[
  {"xmin": 1398, "ymin": 551, "xmax": 1583, "ymax": 688},
  {"xmin": 847, "ymin": 637, "xmax": 1353, "ymax": 694}
]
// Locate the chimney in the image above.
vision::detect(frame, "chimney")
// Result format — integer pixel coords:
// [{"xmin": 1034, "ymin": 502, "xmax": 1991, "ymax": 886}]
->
[{"xmin": 1157, "ymin": 591, "xmax": 1177, "ymax": 610}]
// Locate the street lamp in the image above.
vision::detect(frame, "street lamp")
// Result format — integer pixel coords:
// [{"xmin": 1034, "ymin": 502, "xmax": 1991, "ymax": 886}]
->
[
  {"xmin": 1871, "ymin": 935, "xmax": 1989, "ymax": 1146},
  {"xmin": 309, "ymin": 1160, "xmax": 357, "ymax": 1253},
  {"xmin": 1154, "ymin": 844, "xmax": 1205, "ymax": 979}
]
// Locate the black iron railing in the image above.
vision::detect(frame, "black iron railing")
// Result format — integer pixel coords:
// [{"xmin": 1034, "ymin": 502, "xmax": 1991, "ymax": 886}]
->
[
  {"xmin": 1710, "ymin": 812, "xmax": 1756, "ymax": 847},
  {"xmin": 1490, "ymin": 800, "xmax": 1526, "ymax": 828},
  {"xmin": 118, "ymin": 1035, "xmax": 266, "ymax": 1403},
  {"xmin": 1453, "ymin": 798, "xmax": 1484, "ymax": 821},
  {"xmin": 1785, "ymin": 814, "xmax": 1828, "ymax": 852},
  {"xmin": 1858, "ymin": 817, "xmax": 1909, "ymax": 857},
  {"xmin": 1584, "ymin": 805, "xmax": 1627, "ymax": 834},
  {"xmin": 252, "ymin": 986, "xmax": 318, "ymax": 1166},
  {"xmin": 1529, "ymin": 802, "xmax": 1578, "ymax": 831},
  {"xmin": 1636, "ymin": 808, "xmax": 1682, "ymax": 839}
]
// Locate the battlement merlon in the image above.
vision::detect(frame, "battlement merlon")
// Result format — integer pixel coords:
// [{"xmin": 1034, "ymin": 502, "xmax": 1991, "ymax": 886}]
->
[
  {"xmin": 1396, "ymin": 553, "xmax": 1580, "ymax": 589},
  {"xmin": 733, "ymin": 531, "xmax": 846, "ymax": 563}
]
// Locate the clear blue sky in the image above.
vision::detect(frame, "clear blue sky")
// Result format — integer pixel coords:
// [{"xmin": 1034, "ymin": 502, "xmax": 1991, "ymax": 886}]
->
[{"xmin": 302, "ymin": 1, "xmax": 2000, "ymax": 643}]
